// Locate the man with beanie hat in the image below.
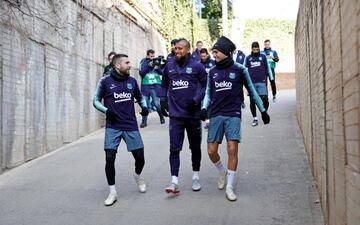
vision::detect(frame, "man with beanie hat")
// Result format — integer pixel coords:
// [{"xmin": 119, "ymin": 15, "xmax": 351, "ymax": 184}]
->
[
  {"xmin": 161, "ymin": 38, "xmax": 207, "ymax": 194},
  {"xmin": 243, "ymin": 41, "xmax": 274, "ymax": 127},
  {"xmin": 201, "ymin": 36, "xmax": 270, "ymax": 201},
  {"xmin": 93, "ymin": 54, "xmax": 149, "ymax": 206}
]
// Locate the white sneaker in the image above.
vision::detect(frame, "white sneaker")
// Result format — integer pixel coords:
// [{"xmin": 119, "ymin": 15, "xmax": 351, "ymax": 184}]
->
[
  {"xmin": 225, "ymin": 188, "xmax": 237, "ymax": 201},
  {"xmin": 252, "ymin": 119, "xmax": 258, "ymax": 127},
  {"xmin": 164, "ymin": 183, "xmax": 180, "ymax": 194},
  {"xmin": 104, "ymin": 192, "xmax": 117, "ymax": 206},
  {"xmin": 134, "ymin": 176, "xmax": 146, "ymax": 193},
  {"xmin": 217, "ymin": 172, "xmax": 226, "ymax": 190},
  {"xmin": 192, "ymin": 179, "xmax": 201, "ymax": 191}
]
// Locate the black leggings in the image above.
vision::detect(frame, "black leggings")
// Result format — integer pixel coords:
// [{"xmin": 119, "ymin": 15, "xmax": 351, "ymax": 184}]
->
[
  {"xmin": 105, "ymin": 148, "xmax": 145, "ymax": 185},
  {"xmin": 250, "ymin": 95, "xmax": 269, "ymax": 118},
  {"xmin": 270, "ymin": 68, "xmax": 276, "ymax": 96}
]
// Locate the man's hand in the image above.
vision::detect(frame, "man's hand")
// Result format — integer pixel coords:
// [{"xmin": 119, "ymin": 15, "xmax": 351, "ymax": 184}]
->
[
  {"xmin": 160, "ymin": 99, "xmax": 169, "ymax": 117},
  {"xmin": 106, "ymin": 109, "xmax": 118, "ymax": 121},
  {"xmin": 186, "ymin": 99, "xmax": 198, "ymax": 113},
  {"xmin": 140, "ymin": 107, "xmax": 149, "ymax": 116},
  {"xmin": 261, "ymin": 111, "xmax": 270, "ymax": 124},
  {"xmin": 200, "ymin": 109, "xmax": 208, "ymax": 121}
]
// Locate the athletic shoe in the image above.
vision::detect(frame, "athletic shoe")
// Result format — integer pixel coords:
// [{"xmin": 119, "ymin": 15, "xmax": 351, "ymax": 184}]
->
[
  {"xmin": 164, "ymin": 183, "xmax": 180, "ymax": 194},
  {"xmin": 134, "ymin": 176, "xmax": 146, "ymax": 193},
  {"xmin": 140, "ymin": 121, "xmax": 147, "ymax": 128},
  {"xmin": 273, "ymin": 95, "xmax": 276, "ymax": 103},
  {"xmin": 225, "ymin": 188, "xmax": 237, "ymax": 201},
  {"xmin": 104, "ymin": 192, "xmax": 117, "ymax": 206},
  {"xmin": 160, "ymin": 118, "xmax": 165, "ymax": 124},
  {"xmin": 217, "ymin": 172, "xmax": 226, "ymax": 190},
  {"xmin": 252, "ymin": 119, "xmax": 258, "ymax": 127},
  {"xmin": 192, "ymin": 179, "xmax": 201, "ymax": 191}
]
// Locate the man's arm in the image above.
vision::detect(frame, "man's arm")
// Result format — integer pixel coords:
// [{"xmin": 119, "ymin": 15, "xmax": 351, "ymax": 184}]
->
[
  {"xmin": 202, "ymin": 71, "xmax": 213, "ymax": 110},
  {"xmin": 134, "ymin": 80, "xmax": 147, "ymax": 109},
  {"xmin": 273, "ymin": 50, "xmax": 279, "ymax": 62},
  {"xmin": 264, "ymin": 57, "xmax": 274, "ymax": 81},
  {"xmin": 139, "ymin": 58, "xmax": 150, "ymax": 78},
  {"xmin": 193, "ymin": 64, "xmax": 207, "ymax": 104},
  {"xmin": 242, "ymin": 67, "xmax": 266, "ymax": 112},
  {"xmin": 93, "ymin": 77, "xmax": 107, "ymax": 113}
]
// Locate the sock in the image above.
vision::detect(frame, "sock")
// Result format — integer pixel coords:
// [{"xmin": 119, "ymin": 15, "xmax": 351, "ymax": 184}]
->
[
  {"xmin": 109, "ymin": 185, "xmax": 116, "ymax": 194},
  {"xmin": 226, "ymin": 170, "xmax": 236, "ymax": 191},
  {"xmin": 133, "ymin": 173, "xmax": 140, "ymax": 180},
  {"xmin": 171, "ymin": 175, "xmax": 179, "ymax": 185},
  {"xmin": 253, "ymin": 117, "xmax": 258, "ymax": 121},
  {"xmin": 214, "ymin": 160, "xmax": 226, "ymax": 174},
  {"xmin": 192, "ymin": 171, "xmax": 199, "ymax": 180}
]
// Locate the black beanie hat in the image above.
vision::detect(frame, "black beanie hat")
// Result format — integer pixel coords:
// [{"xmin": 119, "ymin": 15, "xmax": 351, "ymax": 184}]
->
[
  {"xmin": 171, "ymin": 39, "xmax": 178, "ymax": 45},
  {"xmin": 251, "ymin": 41, "xmax": 260, "ymax": 48},
  {"xmin": 212, "ymin": 36, "xmax": 236, "ymax": 56}
]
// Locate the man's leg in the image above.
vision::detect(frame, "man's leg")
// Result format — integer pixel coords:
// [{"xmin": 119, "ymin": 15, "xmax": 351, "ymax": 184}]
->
[
  {"xmin": 271, "ymin": 68, "xmax": 277, "ymax": 101},
  {"xmin": 165, "ymin": 117, "xmax": 185, "ymax": 193},
  {"xmin": 207, "ymin": 116, "xmax": 227, "ymax": 189},
  {"xmin": 103, "ymin": 128, "xmax": 122, "ymax": 206},
  {"xmin": 140, "ymin": 95, "xmax": 149, "ymax": 128},
  {"xmin": 149, "ymin": 89, "xmax": 165, "ymax": 124},
  {"xmin": 186, "ymin": 118, "xmax": 202, "ymax": 191},
  {"xmin": 250, "ymin": 98, "xmax": 258, "ymax": 126},
  {"xmin": 131, "ymin": 148, "xmax": 146, "ymax": 193},
  {"xmin": 124, "ymin": 131, "xmax": 146, "ymax": 193},
  {"xmin": 225, "ymin": 141, "xmax": 239, "ymax": 201}
]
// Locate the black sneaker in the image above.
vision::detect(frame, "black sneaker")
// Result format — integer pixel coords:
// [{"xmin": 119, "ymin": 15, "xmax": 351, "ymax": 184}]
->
[
  {"xmin": 160, "ymin": 118, "xmax": 165, "ymax": 124},
  {"xmin": 140, "ymin": 122, "xmax": 147, "ymax": 128}
]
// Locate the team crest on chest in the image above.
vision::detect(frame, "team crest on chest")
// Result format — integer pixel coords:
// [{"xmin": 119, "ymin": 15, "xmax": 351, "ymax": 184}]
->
[
  {"xmin": 229, "ymin": 73, "xmax": 236, "ymax": 79},
  {"xmin": 127, "ymin": 83, "xmax": 133, "ymax": 89},
  {"xmin": 186, "ymin": 67, "xmax": 192, "ymax": 74},
  {"xmin": 259, "ymin": 57, "xmax": 262, "ymax": 60}
]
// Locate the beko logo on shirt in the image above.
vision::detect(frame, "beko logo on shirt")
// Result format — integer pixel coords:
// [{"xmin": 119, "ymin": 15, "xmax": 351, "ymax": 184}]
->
[
  {"xmin": 215, "ymin": 81, "xmax": 232, "ymax": 92},
  {"xmin": 250, "ymin": 61, "xmax": 261, "ymax": 68},
  {"xmin": 172, "ymin": 80, "xmax": 189, "ymax": 90},
  {"xmin": 114, "ymin": 92, "xmax": 132, "ymax": 103}
]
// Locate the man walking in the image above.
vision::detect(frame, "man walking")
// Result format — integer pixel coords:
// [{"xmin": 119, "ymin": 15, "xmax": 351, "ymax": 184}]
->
[
  {"xmin": 161, "ymin": 38, "xmax": 207, "ymax": 193},
  {"xmin": 93, "ymin": 54, "xmax": 149, "ymax": 206},
  {"xmin": 261, "ymin": 39, "xmax": 279, "ymax": 102},
  {"xmin": 201, "ymin": 36, "xmax": 270, "ymax": 201},
  {"xmin": 244, "ymin": 42, "xmax": 274, "ymax": 127}
]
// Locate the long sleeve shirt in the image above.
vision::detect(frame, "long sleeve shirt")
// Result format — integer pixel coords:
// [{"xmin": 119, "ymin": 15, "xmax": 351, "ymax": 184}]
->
[
  {"xmin": 161, "ymin": 56, "xmax": 207, "ymax": 118},
  {"xmin": 93, "ymin": 74, "xmax": 146, "ymax": 131},
  {"xmin": 202, "ymin": 62, "xmax": 265, "ymax": 118}
]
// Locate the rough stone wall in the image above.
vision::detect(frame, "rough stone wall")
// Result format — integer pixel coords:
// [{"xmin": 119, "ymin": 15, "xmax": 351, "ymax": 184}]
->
[
  {"xmin": 0, "ymin": 0, "xmax": 166, "ymax": 171},
  {"xmin": 295, "ymin": 1, "xmax": 360, "ymax": 224}
]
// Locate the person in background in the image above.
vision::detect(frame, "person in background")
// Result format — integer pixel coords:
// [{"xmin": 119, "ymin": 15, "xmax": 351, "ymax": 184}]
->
[
  {"xmin": 103, "ymin": 51, "xmax": 116, "ymax": 76},
  {"xmin": 261, "ymin": 39, "xmax": 279, "ymax": 102}
]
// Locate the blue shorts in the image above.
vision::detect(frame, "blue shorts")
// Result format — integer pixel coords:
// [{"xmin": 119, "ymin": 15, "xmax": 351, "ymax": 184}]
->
[
  {"xmin": 207, "ymin": 116, "xmax": 241, "ymax": 143},
  {"xmin": 253, "ymin": 83, "xmax": 268, "ymax": 96},
  {"xmin": 104, "ymin": 128, "xmax": 144, "ymax": 151}
]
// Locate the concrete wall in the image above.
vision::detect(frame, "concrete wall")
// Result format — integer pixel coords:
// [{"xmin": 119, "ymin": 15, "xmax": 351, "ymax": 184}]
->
[
  {"xmin": 0, "ymin": 0, "xmax": 166, "ymax": 172},
  {"xmin": 295, "ymin": 0, "xmax": 360, "ymax": 224}
]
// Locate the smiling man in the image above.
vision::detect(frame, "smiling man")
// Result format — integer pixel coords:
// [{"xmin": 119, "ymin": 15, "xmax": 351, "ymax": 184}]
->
[
  {"xmin": 161, "ymin": 38, "xmax": 207, "ymax": 194},
  {"xmin": 93, "ymin": 54, "xmax": 149, "ymax": 206},
  {"xmin": 201, "ymin": 36, "xmax": 270, "ymax": 201}
]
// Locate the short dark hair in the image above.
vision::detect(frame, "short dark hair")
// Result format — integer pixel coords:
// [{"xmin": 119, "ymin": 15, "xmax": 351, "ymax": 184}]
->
[
  {"xmin": 146, "ymin": 49, "xmax": 155, "ymax": 56},
  {"xmin": 176, "ymin": 38, "xmax": 191, "ymax": 49},
  {"xmin": 199, "ymin": 48, "xmax": 208, "ymax": 54},
  {"xmin": 264, "ymin": 39, "xmax": 270, "ymax": 43},
  {"xmin": 111, "ymin": 54, "xmax": 128, "ymax": 65},
  {"xmin": 108, "ymin": 51, "xmax": 116, "ymax": 59},
  {"xmin": 196, "ymin": 41, "xmax": 203, "ymax": 45},
  {"xmin": 171, "ymin": 39, "xmax": 178, "ymax": 45}
]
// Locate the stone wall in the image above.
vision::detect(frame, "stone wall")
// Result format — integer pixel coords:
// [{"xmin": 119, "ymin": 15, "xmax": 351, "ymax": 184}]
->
[
  {"xmin": 295, "ymin": 1, "xmax": 360, "ymax": 224},
  {"xmin": 0, "ymin": 0, "xmax": 166, "ymax": 172}
]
